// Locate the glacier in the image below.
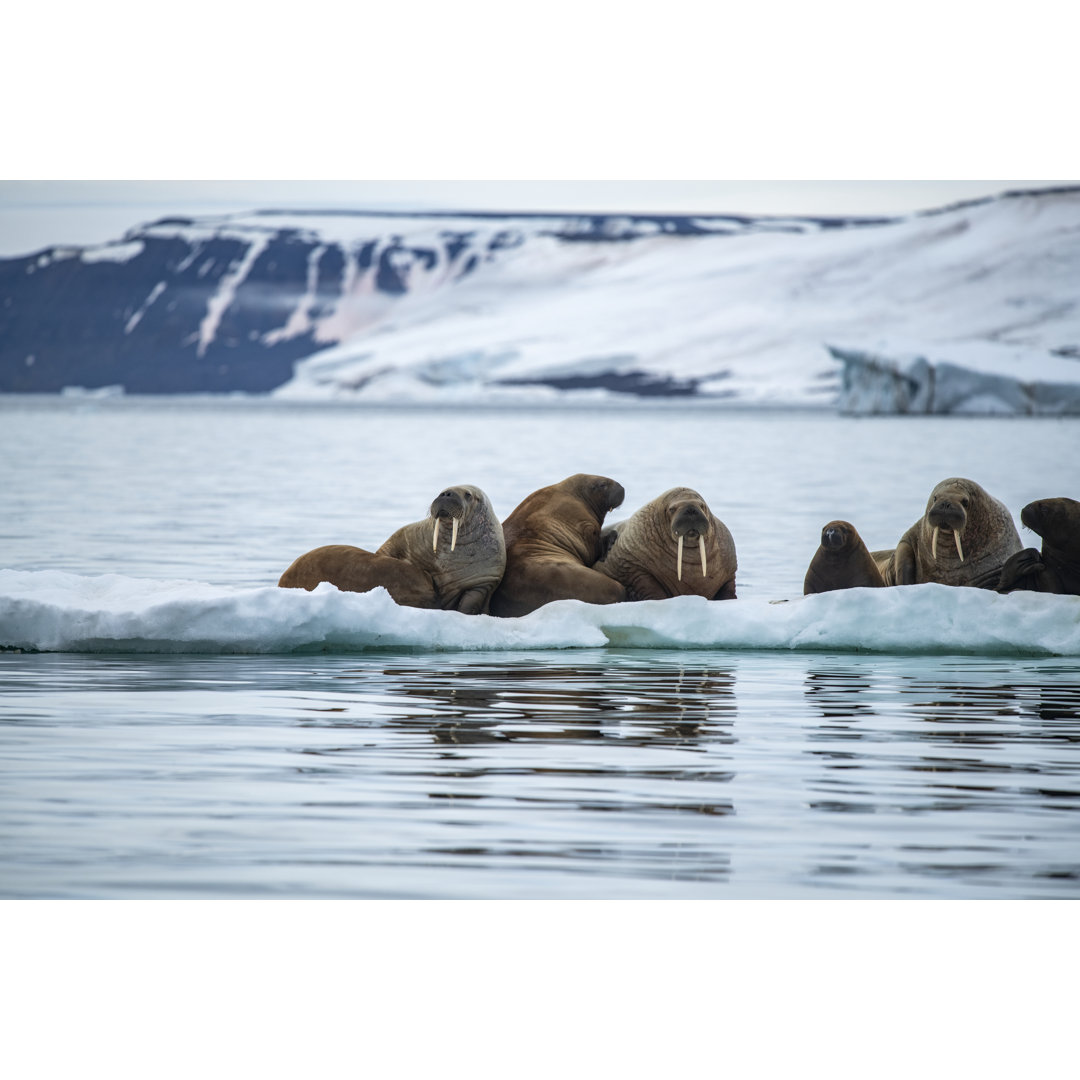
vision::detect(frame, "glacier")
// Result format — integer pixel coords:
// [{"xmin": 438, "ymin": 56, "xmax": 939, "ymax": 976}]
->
[
  {"xmin": 2, "ymin": 188, "xmax": 1079, "ymax": 409},
  {"xmin": 2, "ymin": 569, "xmax": 1078, "ymax": 656}
]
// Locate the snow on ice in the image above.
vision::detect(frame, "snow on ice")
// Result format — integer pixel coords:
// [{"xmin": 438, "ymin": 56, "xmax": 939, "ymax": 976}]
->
[{"xmin": 1, "ymin": 569, "xmax": 1078, "ymax": 656}]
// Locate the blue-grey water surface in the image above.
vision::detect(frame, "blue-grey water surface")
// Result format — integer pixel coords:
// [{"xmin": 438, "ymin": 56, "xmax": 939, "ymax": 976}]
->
[{"xmin": 1, "ymin": 398, "xmax": 1078, "ymax": 897}]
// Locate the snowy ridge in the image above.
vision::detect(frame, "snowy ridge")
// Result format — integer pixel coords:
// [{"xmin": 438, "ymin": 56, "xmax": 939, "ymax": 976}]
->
[
  {"xmin": 1, "ymin": 570, "xmax": 1077, "ymax": 656},
  {"xmin": 2, "ymin": 188, "xmax": 1079, "ymax": 405}
]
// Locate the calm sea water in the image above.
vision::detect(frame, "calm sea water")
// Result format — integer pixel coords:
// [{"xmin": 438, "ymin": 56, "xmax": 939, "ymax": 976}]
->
[{"xmin": 1, "ymin": 397, "xmax": 1078, "ymax": 898}]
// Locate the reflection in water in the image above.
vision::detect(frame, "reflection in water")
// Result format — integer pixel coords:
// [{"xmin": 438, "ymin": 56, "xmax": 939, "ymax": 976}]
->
[
  {"xmin": 804, "ymin": 667, "xmax": 878, "ymax": 720},
  {"xmin": 2, "ymin": 651, "xmax": 1080, "ymax": 897},
  {"xmin": 368, "ymin": 660, "xmax": 738, "ymax": 745},
  {"xmin": 798, "ymin": 659, "xmax": 1080, "ymax": 888},
  {"xmin": 291, "ymin": 656, "xmax": 742, "ymax": 883}
]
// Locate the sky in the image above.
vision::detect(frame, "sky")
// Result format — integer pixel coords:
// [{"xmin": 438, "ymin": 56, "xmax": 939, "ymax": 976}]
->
[
  {"xmin": 0, "ymin": 179, "xmax": 1070, "ymax": 257},
  {"xmin": 3, "ymin": 4, "xmax": 1075, "ymax": 257}
]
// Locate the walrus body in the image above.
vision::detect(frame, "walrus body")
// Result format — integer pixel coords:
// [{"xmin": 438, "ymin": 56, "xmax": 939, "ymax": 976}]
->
[
  {"xmin": 278, "ymin": 485, "xmax": 505, "ymax": 614},
  {"xmin": 803, "ymin": 520, "xmax": 886, "ymax": 594},
  {"xmin": 890, "ymin": 477, "xmax": 1021, "ymax": 588},
  {"xmin": 997, "ymin": 497, "xmax": 1080, "ymax": 595},
  {"xmin": 595, "ymin": 487, "xmax": 737, "ymax": 601},
  {"xmin": 488, "ymin": 473, "xmax": 627, "ymax": 618}
]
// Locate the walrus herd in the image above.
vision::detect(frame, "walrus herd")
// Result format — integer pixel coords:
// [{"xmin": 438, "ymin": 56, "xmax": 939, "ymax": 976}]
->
[
  {"xmin": 803, "ymin": 479, "xmax": 1079, "ymax": 598},
  {"xmin": 278, "ymin": 473, "xmax": 1079, "ymax": 615}
]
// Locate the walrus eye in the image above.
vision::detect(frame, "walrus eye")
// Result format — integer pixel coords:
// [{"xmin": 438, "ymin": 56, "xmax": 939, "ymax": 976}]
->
[{"xmin": 463, "ymin": 492, "xmax": 473, "ymax": 502}]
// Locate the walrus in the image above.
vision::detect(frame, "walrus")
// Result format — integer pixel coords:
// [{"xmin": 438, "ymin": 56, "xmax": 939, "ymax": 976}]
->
[
  {"xmin": 996, "ymin": 497, "xmax": 1080, "ymax": 595},
  {"xmin": 595, "ymin": 487, "xmax": 737, "ymax": 601},
  {"xmin": 890, "ymin": 477, "xmax": 1022, "ymax": 588},
  {"xmin": 278, "ymin": 485, "xmax": 506, "ymax": 614},
  {"xmin": 488, "ymin": 473, "xmax": 627, "ymax": 618},
  {"xmin": 803, "ymin": 520, "xmax": 887, "ymax": 594}
]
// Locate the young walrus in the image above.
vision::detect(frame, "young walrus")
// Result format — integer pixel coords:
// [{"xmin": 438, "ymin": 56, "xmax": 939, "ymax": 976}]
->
[
  {"xmin": 278, "ymin": 485, "xmax": 506, "ymax": 614},
  {"xmin": 803, "ymin": 520, "xmax": 887, "ymax": 594},
  {"xmin": 997, "ymin": 497, "xmax": 1080, "ymax": 595},
  {"xmin": 889, "ymin": 477, "xmax": 1021, "ymax": 588},
  {"xmin": 488, "ymin": 473, "xmax": 627, "ymax": 618},
  {"xmin": 594, "ymin": 487, "xmax": 737, "ymax": 601}
]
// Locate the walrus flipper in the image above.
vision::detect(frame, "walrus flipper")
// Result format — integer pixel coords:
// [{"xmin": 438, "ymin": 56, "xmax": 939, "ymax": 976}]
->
[
  {"xmin": 547, "ymin": 564, "xmax": 627, "ymax": 606},
  {"xmin": 624, "ymin": 571, "xmax": 669, "ymax": 602},
  {"xmin": 894, "ymin": 540, "xmax": 917, "ymax": 586},
  {"xmin": 599, "ymin": 522, "xmax": 623, "ymax": 561},
  {"xmin": 996, "ymin": 548, "xmax": 1046, "ymax": 593},
  {"xmin": 968, "ymin": 562, "xmax": 1013, "ymax": 590},
  {"xmin": 454, "ymin": 587, "xmax": 492, "ymax": 615},
  {"xmin": 278, "ymin": 545, "xmax": 439, "ymax": 607},
  {"xmin": 712, "ymin": 578, "xmax": 737, "ymax": 601}
]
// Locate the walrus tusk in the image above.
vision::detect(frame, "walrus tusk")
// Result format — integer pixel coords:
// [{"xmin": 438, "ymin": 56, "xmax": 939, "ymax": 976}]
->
[
  {"xmin": 954, "ymin": 529, "xmax": 964, "ymax": 562},
  {"xmin": 931, "ymin": 526, "xmax": 939, "ymax": 562},
  {"xmin": 451, "ymin": 516, "xmax": 459, "ymax": 552},
  {"xmin": 677, "ymin": 535, "xmax": 684, "ymax": 581},
  {"xmin": 432, "ymin": 520, "xmax": 440, "ymax": 553},
  {"xmin": 700, "ymin": 543, "xmax": 707, "ymax": 579}
]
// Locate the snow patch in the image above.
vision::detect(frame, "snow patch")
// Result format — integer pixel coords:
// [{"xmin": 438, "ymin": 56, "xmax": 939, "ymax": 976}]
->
[
  {"xmin": 80, "ymin": 241, "xmax": 145, "ymax": 263},
  {"xmin": 124, "ymin": 281, "xmax": 167, "ymax": 334},
  {"xmin": 196, "ymin": 235, "xmax": 270, "ymax": 357},
  {"xmin": 262, "ymin": 245, "xmax": 326, "ymax": 346}
]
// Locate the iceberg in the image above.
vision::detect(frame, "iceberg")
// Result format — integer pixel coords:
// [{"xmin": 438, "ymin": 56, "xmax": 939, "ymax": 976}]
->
[
  {"xmin": 831, "ymin": 340, "xmax": 1080, "ymax": 416},
  {"xmin": 1, "ymin": 570, "xmax": 1077, "ymax": 657}
]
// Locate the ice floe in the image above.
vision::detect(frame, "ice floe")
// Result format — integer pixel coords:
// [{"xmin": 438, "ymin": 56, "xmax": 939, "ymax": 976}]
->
[{"xmin": 1, "ymin": 570, "xmax": 1077, "ymax": 656}]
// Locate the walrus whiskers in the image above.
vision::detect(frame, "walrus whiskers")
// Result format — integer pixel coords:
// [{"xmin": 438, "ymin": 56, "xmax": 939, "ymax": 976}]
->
[
  {"xmin": 932, "ymin": 526, "xmax": 939, "ymax": 561},
  {"xmin": 677, "ymin": 535, "xmax": 684, "ymax": 581},
  {"xmin": 954, "ymin": 529, "xmax": 964, "ymax": 562},
  {"xmin": 432, "ymin": 520, "xmax": 440, "ymax": 552},
  {"xmin": 451, "ymin": 516, "xmax": 459, "ymax": 552}
]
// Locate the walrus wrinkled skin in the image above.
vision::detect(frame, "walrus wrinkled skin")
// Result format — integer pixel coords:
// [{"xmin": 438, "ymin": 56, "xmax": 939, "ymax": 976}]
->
[
  {"xmin": 889, "ymin": 477, "xmax": 1021, "ymax": 588},
  {"xmin": 278, "ymin": 485, "xmax": 506, "ymax": 614},
  {"xmin": 488, "ymin": 473, "xmax": 627, "ymax": 618},
  {"xmin": 595, "ymin": 487, "xmax": 737, "ymax": 601},
  {"xmin": 803, "ymin": 520, "xmax": 886, "ymax": 594},
  {"xmin": 997, "ymin": 497, "xmax": 1080, "ymax": 595}
]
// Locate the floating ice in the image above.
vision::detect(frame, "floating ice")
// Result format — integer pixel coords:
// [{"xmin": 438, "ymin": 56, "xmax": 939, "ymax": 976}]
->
[
  {"xmin": 831, "ymin": 339, "xmax": 1080, "ymax": 416},
  {"xmin": 1, "ymin": 570, "xmax": 1077, "ymax": 656}
]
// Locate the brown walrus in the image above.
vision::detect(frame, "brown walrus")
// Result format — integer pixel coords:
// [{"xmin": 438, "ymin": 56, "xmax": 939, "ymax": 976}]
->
[
  {"xmin": 278, "ymin": 485, "xmax": 505, "ymax": 614},
  {"xmin": 488, "ymin": 473, "xmax": 626, "ymax": 618},
  {"xmin": 996, "ymin": 497, "xmax": 1080, "ymax": 595},
  {"xmin": 803, "ymin": 520, "xmax": 887, "ymax": 594},
  {"xmin": 595, "ymin": 487, "xmax": 737, "ymax": 601},
  {"xmin": 889, "ymin": 477, "xmax": 1021, "ymax": 588}
]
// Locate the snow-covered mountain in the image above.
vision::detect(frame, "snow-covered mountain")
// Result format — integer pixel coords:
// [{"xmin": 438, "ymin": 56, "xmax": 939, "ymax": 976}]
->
[{"xmin": 2, "ymin": 188, "xmax": 1079, "ymax": 410}]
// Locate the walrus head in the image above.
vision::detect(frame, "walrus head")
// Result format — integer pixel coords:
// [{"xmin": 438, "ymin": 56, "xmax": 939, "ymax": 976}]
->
[
  {"xmin": 925, "ymin": 478, "xmax": 979, "ymax": 563},
  {"xmin": 820, "ymin": 520, "xmax": 856, "ymax": 552},
  {"xmin": 430, "ymin": 485, "xmax": 476, "ymax": 553},
  {"xmin": 665, "ymin": 489, "xmax": 712, "ymax": 581},
  {"xmin": 1021, "ymin": 497, "xmax": 1080, "ymax": 556},
  {"xmin": 565, "ymin": 474, "xmax": 625, "ymax": 522}
]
